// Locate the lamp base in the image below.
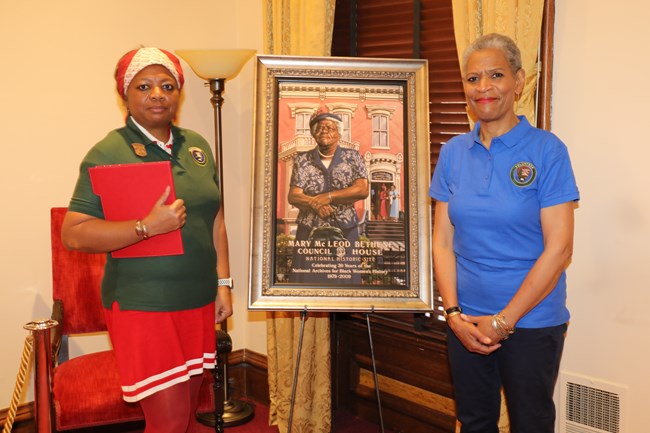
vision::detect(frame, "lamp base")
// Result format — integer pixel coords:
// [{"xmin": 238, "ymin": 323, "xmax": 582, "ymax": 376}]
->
[{"xmin": 196, "ymin": 398, "xmax": 255, "ymax": 428}]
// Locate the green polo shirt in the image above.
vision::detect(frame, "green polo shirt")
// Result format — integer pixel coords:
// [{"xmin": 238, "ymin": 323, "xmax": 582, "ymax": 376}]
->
[{"xmin": 68, "ymin": 118, "xmax": 221, "ymax": 311}]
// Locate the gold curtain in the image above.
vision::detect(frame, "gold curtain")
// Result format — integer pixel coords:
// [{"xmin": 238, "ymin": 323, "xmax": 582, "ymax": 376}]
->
[
  {"xmin": 263, "ymin": 1, "xmax": 336, "ymax": 432},
  {"xmin": 264, "ymin": 0, "xmax": 335, "ymax": 55},
  {"xmin": 266, "ymin": 311, "xmax": 332, "ymax": 433},
  {"xmin": 451, "ymin": 0, "xmax": 545, "ymax": 125}
]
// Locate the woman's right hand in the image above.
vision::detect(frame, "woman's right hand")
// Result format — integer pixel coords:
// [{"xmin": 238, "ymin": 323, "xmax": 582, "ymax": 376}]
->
[
  {"xmin": 142, "ymin": 186, "xmax": 186, "ymax": 237},
  {"xmin": 316, "ymin": 204, "xmax": 334, "ymax": 218},
  {"xmin": 447, "ymin": 314, "xmax": 501, "ymax": 355},
  {"xmin": 62, "ymin": 187, "xmax": 185, "ymax": 253}
]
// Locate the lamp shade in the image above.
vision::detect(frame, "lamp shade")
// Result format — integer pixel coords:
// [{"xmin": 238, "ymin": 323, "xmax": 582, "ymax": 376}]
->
[{"xmin": 175, "ymin": 49, "xmax": 256, "ymax": 80}]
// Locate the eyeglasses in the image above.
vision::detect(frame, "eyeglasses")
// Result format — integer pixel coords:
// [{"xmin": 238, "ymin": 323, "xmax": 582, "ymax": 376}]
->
[{"xmin": 314, "ymin": 125, "xmax": 338, "ymax": 133}]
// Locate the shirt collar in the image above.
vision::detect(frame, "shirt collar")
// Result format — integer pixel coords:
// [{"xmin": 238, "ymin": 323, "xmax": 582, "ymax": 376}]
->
[
  {"xmin": 129, "ymin": 116, "xmax": 174, "ymax": 153},
  {"xmin": 469, "ymin": 115, "xmax": 532, "ymax": 149}
]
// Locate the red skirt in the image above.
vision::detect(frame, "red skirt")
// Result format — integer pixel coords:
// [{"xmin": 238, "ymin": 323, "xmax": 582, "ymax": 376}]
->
[{"xmin": 104, "ymin": 301, "xmax": 216, "ymax": 402}]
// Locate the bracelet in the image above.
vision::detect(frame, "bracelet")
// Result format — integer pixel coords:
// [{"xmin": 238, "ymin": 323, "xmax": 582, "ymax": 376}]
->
[
  {"xmin": 443, "ymin": 306, "xmax": 462, "ymax": 318},
  {"xmin": 218, "ymin": 277, "xmax": 233, "ymax": 289},
  {"xmin": 491, "ymin": 316, "xmax": 508, "ymax": 339},
  {"xmin": 492, "ymin": 312, "xmax": 515, "ymax": 340},
  {"xmin": 328, "ymin": 192, "xmax": 333, "ymax": 202},
  {"xmin": 445, "ymin": 311, "xmax": 462, "ymax": 319},
  {"xmin": 135, "ymin": 220, "xmax": 149, "ymax": 240}
]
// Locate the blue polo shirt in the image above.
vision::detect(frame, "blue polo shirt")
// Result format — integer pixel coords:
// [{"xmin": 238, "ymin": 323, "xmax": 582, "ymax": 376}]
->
[{"xmin": 429, "ymin": 116, "xmax": 579, "ymax": 328}]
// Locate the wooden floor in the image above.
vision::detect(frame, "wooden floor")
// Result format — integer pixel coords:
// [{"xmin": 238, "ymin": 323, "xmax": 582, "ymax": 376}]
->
[{"xmin": 8, "ymin": 402, "xmax": 388, "ymax": 433}]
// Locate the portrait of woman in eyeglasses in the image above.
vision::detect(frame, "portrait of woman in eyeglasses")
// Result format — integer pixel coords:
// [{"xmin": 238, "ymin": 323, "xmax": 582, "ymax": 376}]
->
[{"xmin": 287, "ymin": 112, "xmax": 369, "ymax": 284}]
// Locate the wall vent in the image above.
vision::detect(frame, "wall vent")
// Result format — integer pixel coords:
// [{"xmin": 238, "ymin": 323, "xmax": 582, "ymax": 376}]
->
[{"xmin": 559, "ymin": 371, "xmax": 627, "ymax": 433}]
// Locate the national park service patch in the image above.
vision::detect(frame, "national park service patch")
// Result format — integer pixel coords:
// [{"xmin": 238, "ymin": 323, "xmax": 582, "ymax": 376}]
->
[{"xmin": 510, "ymin": 161, "xmax": 536, "ymax": 187}]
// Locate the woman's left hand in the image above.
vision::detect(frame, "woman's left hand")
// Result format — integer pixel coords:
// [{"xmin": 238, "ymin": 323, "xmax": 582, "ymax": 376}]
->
[
  {"xmin": 215, "ymin": 286, "xmax": 233, "ymax": 323},
  {"xmin": 447, "ymin": 314, "xmax": 500, "ymax": 355},
  {"xmin": 308, "ymin": 192, "xmax": 332, "ymax": 209},
  {"xmin": 462, "ymin": 313, "xmax": 505, "ymax": 345}
]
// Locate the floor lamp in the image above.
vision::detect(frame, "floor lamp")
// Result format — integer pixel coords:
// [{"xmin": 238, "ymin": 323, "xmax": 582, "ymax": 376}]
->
[{"xmin": 176, "ymin": 49, "xmax": 256, "ymax": 428}]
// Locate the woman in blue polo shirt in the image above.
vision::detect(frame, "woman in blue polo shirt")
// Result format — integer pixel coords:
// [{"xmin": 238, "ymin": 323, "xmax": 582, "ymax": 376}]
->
[{"xmin": 430, "ymin": 34, "xmax": 579, "ymax": 432}]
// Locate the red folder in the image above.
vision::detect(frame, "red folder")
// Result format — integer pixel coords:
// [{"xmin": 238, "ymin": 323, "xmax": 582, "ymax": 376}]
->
[{"xmin": 89, "ymin": 161, "xmax": 184, "ymax": 258}]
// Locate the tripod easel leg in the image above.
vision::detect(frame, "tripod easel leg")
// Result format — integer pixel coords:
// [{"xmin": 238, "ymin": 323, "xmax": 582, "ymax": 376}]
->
[
  {"xmin": 365, "ymin": 312, "xmax": 385, "ymax": 433},
  {"xmin": 287, "ymin": 308, "xmax": 308, "ymax": 433}
]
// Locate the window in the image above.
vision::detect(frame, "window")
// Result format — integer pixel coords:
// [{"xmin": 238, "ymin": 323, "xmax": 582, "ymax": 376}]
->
[
  {"xmin": 296, "ymin": 111, "xmax": 312, "ymax": 136},
  {"xmin": 371, "ymin": 114, "xmax": 389, "ymax": 148}
]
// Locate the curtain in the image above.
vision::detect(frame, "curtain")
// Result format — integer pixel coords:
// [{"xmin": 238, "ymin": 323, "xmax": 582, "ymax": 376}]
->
[
  {"xmin": 451, "ymin": 0, "xmax": 545, "ymax": 125},
  {"xmin": 263, "ymin": 1, "xmax": 336, "ymax": 432},
  {"xmin": 266, "ymin": 311, "xmax": 332, "ymax": 433},
  {"xmin": 264, "ymin": 0, "xmax": 335, "ymax": 55}
]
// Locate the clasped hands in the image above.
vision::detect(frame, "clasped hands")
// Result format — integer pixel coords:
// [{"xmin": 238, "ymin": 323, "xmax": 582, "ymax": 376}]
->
[
  {"xmin": 448, "ymin": 313, "xmax": 507, "ymax": 355},
  {"xmin": 308, "ymin": 192, "xmax": 334, "ymax": 219}
]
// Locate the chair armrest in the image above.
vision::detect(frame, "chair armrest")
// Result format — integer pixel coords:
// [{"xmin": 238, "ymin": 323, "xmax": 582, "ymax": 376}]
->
[{"xmin": 51, "ymin": 300, "xmax": 66, "ymax": 364}]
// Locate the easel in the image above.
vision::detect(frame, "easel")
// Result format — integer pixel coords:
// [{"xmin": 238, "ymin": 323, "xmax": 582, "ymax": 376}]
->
[{"xmin": 287, "ymin": 307, "xmax": 385, "ymax": 433}]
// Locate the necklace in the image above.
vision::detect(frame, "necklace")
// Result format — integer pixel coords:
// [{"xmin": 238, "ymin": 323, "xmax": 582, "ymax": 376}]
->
[{"xmin": 318, "ymin": 149, "xmax": 333, "ymax": 159}]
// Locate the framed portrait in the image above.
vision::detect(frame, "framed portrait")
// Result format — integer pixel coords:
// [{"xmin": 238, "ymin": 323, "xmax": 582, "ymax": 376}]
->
[{"xmin": 249, "ymin": 54, "xmax": 434, "ymax": 312}]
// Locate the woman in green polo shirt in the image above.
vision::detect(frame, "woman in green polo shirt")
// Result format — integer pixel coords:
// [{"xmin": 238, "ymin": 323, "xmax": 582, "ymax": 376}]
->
[{"xmin": 62, "ymin": 47, "xmax": 233, "ymax": 433}]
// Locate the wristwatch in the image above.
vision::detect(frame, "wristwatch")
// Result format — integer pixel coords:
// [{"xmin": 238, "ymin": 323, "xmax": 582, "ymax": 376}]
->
[
  {"xmin": 217, "ymin": 277, "xmax": 233, "ymax": 289},
  {"xmin": 443, "ymin": 306, "xmax": 462, "ymax": 318}
]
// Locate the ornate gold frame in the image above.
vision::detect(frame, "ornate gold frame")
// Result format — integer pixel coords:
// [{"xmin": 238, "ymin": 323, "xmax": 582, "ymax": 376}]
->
[{"xmin": 248, "ymin": 55, "xmax": 433, "ymax": 312}]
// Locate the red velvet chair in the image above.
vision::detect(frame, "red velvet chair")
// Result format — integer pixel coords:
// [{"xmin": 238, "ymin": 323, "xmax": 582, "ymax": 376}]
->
[{"xmin": 37, "ymin": 207, "xmax": 222, "ymax": 432}]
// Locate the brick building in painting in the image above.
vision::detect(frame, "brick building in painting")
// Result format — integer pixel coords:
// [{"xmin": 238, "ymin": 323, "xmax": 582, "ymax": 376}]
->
[
  {"xmin": 274, "ymin": 81, "xmax": 407, "ymax": 284},
  {"xmin": 276, "ymin": 82, "xmax": 405, "ymax": 234}
]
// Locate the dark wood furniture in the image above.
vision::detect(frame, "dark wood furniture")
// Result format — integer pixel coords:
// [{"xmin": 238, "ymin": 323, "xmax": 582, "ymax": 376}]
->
[{"xmin": 333, "ymin": 313, "xmax": 456, "ymax": 433}]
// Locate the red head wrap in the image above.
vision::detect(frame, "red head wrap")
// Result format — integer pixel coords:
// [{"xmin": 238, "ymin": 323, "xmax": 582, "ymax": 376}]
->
[{"xmin": 114, "ymin": 47, "xmax": 184, "ymax": 98}]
